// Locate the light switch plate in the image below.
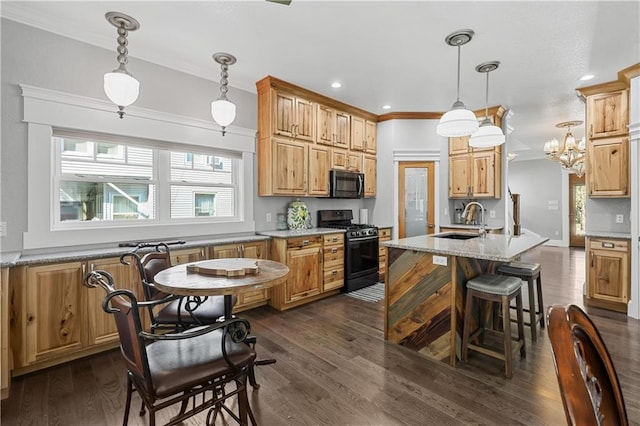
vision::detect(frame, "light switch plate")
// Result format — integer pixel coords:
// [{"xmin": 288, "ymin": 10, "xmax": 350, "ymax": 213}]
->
[
  {"xmin": 615, "ymin": 214, "xmax": 624, "ymax": 224},
  {"xmin": 489, "ymin": 210, "xmax": 496, "ymax": 218},
  {"xmin": 266, "ymin": 213, "xmax": 272, "ymax": 222},
  {"xmin": 433, "ymin": 255, "xmax": 447, "ymax": 266}
]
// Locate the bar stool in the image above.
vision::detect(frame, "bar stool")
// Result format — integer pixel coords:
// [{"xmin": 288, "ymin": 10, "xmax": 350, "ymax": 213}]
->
[
  {"xmin": 461, "ymin": 274, "xmax": 526, "ymax": 379},
  {"xmin": 497, "ymin": 262, "xmax": 544, "ymax": 342}
]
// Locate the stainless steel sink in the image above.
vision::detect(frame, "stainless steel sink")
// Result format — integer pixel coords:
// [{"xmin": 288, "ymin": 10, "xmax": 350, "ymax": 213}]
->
[{"xmin": 432, "ymin": 232, "xmax": 478, "ymax": 240}]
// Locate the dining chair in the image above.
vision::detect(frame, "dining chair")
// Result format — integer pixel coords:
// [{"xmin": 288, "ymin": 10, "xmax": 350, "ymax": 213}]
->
[
  {"xmin": 84, "ymin": 269, "xmax": 257, "ymax": 426},
  {"xmin": 122, "ymin": 243, "xmax": 236, "ymax": 333},
  {"xmin": 547, "ymin": 304, "xmax": 628, "ymax": 426}
]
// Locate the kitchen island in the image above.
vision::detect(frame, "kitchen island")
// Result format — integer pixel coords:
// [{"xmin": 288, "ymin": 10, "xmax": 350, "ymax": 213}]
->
[{"xmin": 381, "ymin": 232, "xmax": 548, "ymax": 366}]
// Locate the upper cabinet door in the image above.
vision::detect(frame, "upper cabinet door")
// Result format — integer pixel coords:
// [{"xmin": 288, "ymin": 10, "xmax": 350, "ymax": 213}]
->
[
  {"xmin": 316, "ymin": 105, "xmax": 335, "ymax": 145},
  {"xmin": 449, "ymin": 136, "xmax": 470, "ymax": 155},
  {"xmin": 588, "ymin": 90, "xmax": 628, "ymax": 139},
  {"xmin": 587, "ymin": 136, "xmax": 629, "ymax": 197},
  {"xmin": 273, "ymin": 92, "xmax": 315, "ymax": 141},
  {"xmin": 350, "ymin": 116, "xmax": 365, "ymax": 151},
  {"xmin": 334, "ymin": 112, "xmax": 350, "ymax": 148},
  {"xmin": 364, "ymin": 120, "xmax": 377, "ymax": 154}
]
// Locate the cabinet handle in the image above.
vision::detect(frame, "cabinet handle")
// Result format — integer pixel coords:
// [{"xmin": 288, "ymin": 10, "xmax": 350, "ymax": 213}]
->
[
  {"xmin": 332, "ymin": 237, "xmax": 338, "ymax": 242},
  {"xmin": 302, "ymin": 240, "xmax": 309, "ymax": 246},
  {"xmin": 82, "ymin": 264, "xmax": 86, "ymax": 275},
  {"xmin": 90, "ymin": 263, "xmax": 95, "ymax": 272},
  {"xmin": 237, "ymin": 246, "xmax": 241, "ymax": 257},
  {"xmin": 241, "ymin": 245, "xmax": 245, "ymax": 257},
  {"xmin": 331, "ymin": 247, "xmax": 338, "ymax": 253},
  {"xmin": 201, "ymin": 248, "xmax": 205, "ymax": 257},
  {"xmin": 591, "ymin": 252, "xmax": 594, "ymax": 267},
  {"xmin": 590, "ymin": 124, "xmax": 593, "ymax": 138},
  {"xmin": 332, "ymin": 270, "xmax": 338, "ymax": 275}
]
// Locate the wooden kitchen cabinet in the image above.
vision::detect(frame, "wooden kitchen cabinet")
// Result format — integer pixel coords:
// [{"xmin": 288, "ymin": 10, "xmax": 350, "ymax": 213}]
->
[
  {"xmin": 271, "ymin": 91, "xmax": 315, "ymax": 142},
  {"xmin": 586, "ymin": 237, "xmax": 630, "ymax": 313},
  {"xmin": 308, "ymin": 144, "xmax": 330, "ymax": 196},
  {"xmin": 587, "ymin": 136, "xmax": 629, "ymax": 197},
  {"xmin": 11, "ymin": 257, "xmax": 138, "ymax": 373},
  {"xmin": 449, "ymin": 148, "xmax": 501, "ymax": 199},
  {"xmin": 587, "ymin": 90, "xmax": 628, "ymax": 140},
  {"xmin": 257, "ymin": 76, "xmax": 378, "ymax": 198},
  {"xmin": 269, "ymin": 235, "xmax": 345, "ymax": 311},
  {"xmin": 351, "ymin": 117, "xmax": 377, "ymax": 154},
  {"xmin": 363, "ymin": 154, "xmax": 377, "ymax": 198},
  {"xmin": 322, "ymin": 233, "xmax": 344, "ymax": 291},
  {"xmin": 1, "ymin": 268, "xmax": 10, "ymax": 399},
  {"xmin": 213, "ymin": 241, "xmax": 270, "ymax": 310},
  {"xmin": 377, "ymin": 227, "xmax": 392, "ymax": 282},
  {"xmin": 317, "ymin": 105, "xmax": 350, "ymax": 149},
  {"xmin": 170, "ymin": 247, "xmax": 206, "ymax": 265}
]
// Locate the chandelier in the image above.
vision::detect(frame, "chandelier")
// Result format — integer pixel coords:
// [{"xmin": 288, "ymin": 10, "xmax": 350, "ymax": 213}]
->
[{"xmin": 543, "ymin": 120, "xmax": 586, "ymax": 177}]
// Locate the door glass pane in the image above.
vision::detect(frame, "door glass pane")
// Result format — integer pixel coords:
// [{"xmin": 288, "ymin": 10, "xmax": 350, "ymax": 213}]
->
[
  {"xmin": 404, "ymin": 167, "xmax": 428, "ymax": 237},
  {"xmin": 573, "ymin": 183, "xmax": 586, "ymax": 236}
]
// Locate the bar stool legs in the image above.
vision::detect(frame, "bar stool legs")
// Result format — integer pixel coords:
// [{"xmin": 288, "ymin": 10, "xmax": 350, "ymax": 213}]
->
[
  {"xmin": 462, "ymin": 275, "xmax": 526, "ymax": 379},
  {"xmin": 497, "ymin": 262, "xmax": 544, "ymax": 342}
]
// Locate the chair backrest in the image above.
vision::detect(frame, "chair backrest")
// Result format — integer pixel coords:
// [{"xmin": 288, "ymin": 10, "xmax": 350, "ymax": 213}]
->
[
  {"xmin": 547, "ymin": 304, "xmax": 628, "ymax": 426},
  {"xmin": 123, "ymin": 243, "xmax": 173, "ymax": 302},
  {"xmin": 84, "ymin": 271, "xmax": 151, "ymax": 386}
]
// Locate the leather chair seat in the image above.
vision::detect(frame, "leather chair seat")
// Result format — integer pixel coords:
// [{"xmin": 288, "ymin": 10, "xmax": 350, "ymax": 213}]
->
[{"xmin": 147, "ymin": 327, "xmax": 256, "ymax": 398}]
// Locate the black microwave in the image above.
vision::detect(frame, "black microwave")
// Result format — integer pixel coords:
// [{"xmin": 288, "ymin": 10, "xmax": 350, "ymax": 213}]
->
[{"xmin": 329, "ymin": 170, "xmax": 364, "ymax": 199}]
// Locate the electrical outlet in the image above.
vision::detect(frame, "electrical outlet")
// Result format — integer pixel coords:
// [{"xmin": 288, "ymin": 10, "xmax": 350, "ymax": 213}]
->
[
  {"xmin": 615, "ymin": 214, "xmax": 624, "ymax": 224},
  {"xmin": 0, "ymin": 222, "xmax": 6, "ymax": 237},
  {"xmin": 444, "ymin": 207, "xmax": 448, "ymax": 216},
  {"xmin": 433, "ymin": 255, "xmax": 448, "ymax": 266},
  {"xmin": 266, "ymin": 213, "xmax": 272, "ymax": 223},
  {"xmin": 489, "ymin": 210, "xmax": 496, "ymax": 219}
]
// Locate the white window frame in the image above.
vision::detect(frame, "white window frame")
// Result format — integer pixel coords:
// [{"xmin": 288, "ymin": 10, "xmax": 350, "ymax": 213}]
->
[{"xmin": 22, "ymin": 84, "xmax": 256, "ymax": 250}]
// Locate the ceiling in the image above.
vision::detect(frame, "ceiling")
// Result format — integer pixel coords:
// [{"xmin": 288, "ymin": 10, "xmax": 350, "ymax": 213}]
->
[{"xmin": 2, "ymin": 1, "xmax": 639, "ymax": 160}]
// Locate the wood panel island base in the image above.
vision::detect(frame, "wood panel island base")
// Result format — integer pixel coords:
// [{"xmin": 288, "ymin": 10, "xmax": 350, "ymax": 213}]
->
[{"xmin": 382, "ymin": 233, "xmax": 548, "ymax": 366}]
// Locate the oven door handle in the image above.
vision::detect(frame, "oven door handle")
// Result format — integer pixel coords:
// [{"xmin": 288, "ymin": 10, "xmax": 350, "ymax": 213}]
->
[{"xmin": 348, "ymin": 236, "xmax": 379, "ymax": 242}]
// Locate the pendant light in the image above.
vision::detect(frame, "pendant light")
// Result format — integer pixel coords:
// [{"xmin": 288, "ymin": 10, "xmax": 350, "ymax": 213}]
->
[
  {"xmin": 103, "ymin": 12, "xmax": 140, "ymax": 119},
  {"xmin": 469, "ymin": 61, "xmax": 505, "ymax": 148},
  {"xmin": 437, "ymin": 29, "xmax": 479, "ymax": 137},
  {"xmin": 211, "ymin": 52, "xmax": 237, "ymax": 136}
]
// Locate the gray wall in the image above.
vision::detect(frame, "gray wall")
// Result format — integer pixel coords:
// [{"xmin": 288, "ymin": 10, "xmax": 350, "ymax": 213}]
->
[
  {"xmin": 508, "ymin": 159, "xmax": 564, "ymax": 239},
  {"xmin": 585, "ymin": 198, "xmax": 631, "ymax": 234},
  {"xmin": 0, "ymin": 19, "xmax": 371, "ymax": 252}
]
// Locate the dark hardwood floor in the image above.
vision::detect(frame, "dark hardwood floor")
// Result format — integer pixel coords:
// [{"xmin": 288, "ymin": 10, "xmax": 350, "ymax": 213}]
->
[{"xmin": 2, "ymin": 246, "xmax": 639, "ymax": 425}]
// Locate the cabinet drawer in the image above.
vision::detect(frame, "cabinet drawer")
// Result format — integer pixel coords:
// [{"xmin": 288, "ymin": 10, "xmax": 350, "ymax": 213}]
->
[
  {"xmin": 323, "ymin": 245, "xmax": 344, "ymax": 266},
  {"xmin": 239, "ymin": 289, "xmax": 268, "ymax": 305},
  {"xmin": 287, "ymin": 236, "xmax": 322, "ymax": 250},
  {"xmin": 324, "ymin": 268, "xmax": 344, "ymax": 290},
  {"xmin": 588, "ymin": 239, "xmax": 629, "ymax": 252},
  {"xmin": 323, "ymin": 233, "xmax": 344, "ymax": 246},
  {"xmin": 378, "ymin": 228, "xmax": 391, "ymax": 239}
]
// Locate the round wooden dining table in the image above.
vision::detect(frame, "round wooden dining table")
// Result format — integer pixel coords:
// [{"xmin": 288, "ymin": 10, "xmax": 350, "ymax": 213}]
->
[{"xmin": 153, "ymin": 258, "xmax": 289, "ymax": 319}]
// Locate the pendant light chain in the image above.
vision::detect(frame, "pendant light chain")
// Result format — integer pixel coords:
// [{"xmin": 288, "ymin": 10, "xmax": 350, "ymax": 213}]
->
[
  {"xmin": 219, "ymin": 61, "xmax": 229, "ymax": 101},
  {"xmin": 115, "ymin": 24, "xmax": 130, "ymax": 70}
]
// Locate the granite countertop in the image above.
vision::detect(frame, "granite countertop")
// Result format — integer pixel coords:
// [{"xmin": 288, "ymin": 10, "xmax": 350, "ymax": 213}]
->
[
  {"xmin": 382, "ymin": 232, "xmax": 549, "ymax": 262},
  {"xmin": 1, "ymin": 234, "xmax": 271, "ymax": 268},
  {"xmin": 585, "ymin": 231, "xmax": 632, "ymax": 239},
  {"xmin": 259, "ymin": 228, "xmax": 346, "ymax": 238},
  {"xmin": 440, "ymin": 224, "xmax": 504, "ymax": 231}
]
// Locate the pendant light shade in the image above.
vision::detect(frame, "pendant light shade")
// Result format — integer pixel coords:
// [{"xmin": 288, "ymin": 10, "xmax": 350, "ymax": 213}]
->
[
  {"xmin": 469, "ymin": 61, "xmax": 505, "ymax": 148},
  {"xmin": 103, "ymin": 12, "xmax": 140, "ymax": 119},
  {"xmin": 437, "ymin": 101, "xmax": 481, "ymax": 137},
  {"xmin": 211, "ymin": 99, "xmax": 236, "ymax": 127},
  {"xmin": 104, "ymin": 71, "xmax": 140, "ymax": 107},
  {"xmin": 211, "ymin": 52, "xmax": 237, "ymax": 136},
  {"xmin": 437, "ymin": 29, "xmax": 479, "ymax": 137}
]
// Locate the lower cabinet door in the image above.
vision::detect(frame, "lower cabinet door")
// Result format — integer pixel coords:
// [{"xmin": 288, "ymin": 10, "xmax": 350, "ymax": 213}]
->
[{"xmin": 286, "ymin": 247, "xmax": 322, "ymax": 302}]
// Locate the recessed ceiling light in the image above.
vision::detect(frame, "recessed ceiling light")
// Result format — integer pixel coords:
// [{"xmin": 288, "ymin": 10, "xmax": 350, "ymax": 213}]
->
[
  {"xmin": 382, "ymin": 105, "xmax": 391, "ymax": 110},
  {"xmin": 331, "ymin": 82, "xmax": 342, "ymax": 88},
  {"xmin": 580, "ymin": 74, "xmax": 595, "ymax": 81}
]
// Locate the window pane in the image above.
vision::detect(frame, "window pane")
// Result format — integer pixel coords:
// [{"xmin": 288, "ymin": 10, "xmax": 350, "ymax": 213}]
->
[
  {"xmin": 170, "ymin": 151, "xmax": 233, "ymax": 184},
  {"xmin": 171, "ymin": 185, "xmax": 234, "ymax": 218},
  {"xmin": 59, "ymin": 181, "xmax": 155, "ymax": 222},
  {"xmin": 58, "ymin": 136, "xmax": 153, "ymax": 179}
]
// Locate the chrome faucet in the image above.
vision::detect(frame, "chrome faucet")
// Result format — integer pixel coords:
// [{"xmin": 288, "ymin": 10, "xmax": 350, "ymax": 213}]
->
[{"xmin": 462, "ymin": 202, "xmax": 486, "ymax": 238}]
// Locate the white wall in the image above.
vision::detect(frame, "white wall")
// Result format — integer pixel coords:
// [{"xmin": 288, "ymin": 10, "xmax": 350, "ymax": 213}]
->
[{"xmin": 508, "ymin": 159, "xmax": 565, "ymax": 241}]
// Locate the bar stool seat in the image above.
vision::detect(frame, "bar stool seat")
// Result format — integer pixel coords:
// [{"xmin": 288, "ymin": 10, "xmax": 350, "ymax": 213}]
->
[
  {"xmin": 497, "ymin": 261, "xmax": 544, "ymax": 342},
  {"xmin": 462, "ymin": 274, "xmax": 526, "ymax": 379}
]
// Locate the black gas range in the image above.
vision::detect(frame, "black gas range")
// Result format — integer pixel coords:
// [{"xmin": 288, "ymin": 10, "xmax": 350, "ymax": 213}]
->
[{"xmin": 318, "ymin": 210, "xmax": 379, "ymax": 292}]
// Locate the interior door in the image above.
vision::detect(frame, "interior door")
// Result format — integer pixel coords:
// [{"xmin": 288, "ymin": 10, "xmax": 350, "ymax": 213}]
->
[
  {"xmin": 398, "ymin": 161, "xmax": 435, "ymax": 238},
  {"xmin": 569, "ymin": 173, "xmax": 586, "ymax": 248}
]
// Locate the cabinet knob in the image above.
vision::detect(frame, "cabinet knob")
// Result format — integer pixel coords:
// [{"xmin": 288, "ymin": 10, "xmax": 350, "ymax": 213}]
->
[{"xmin": 331, "ymin": 247, "xmax": 338, "ymax": 253}]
